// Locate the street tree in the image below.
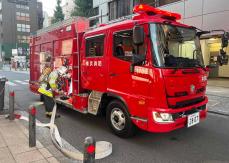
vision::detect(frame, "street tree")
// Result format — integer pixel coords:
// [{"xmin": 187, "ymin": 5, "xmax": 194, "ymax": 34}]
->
[
  {"xmin": 52, "ymin": 0, "xmax": 64, "ymax": 24},
  {"xmin": 71, "ymin": 0, "xmax": 93, "ymax": 18}
]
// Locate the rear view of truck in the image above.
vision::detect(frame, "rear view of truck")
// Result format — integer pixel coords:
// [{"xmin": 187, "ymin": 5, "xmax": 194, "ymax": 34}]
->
[{"xmin": 29, "ymin": 17, "xmax": 89, "ymax": 98}]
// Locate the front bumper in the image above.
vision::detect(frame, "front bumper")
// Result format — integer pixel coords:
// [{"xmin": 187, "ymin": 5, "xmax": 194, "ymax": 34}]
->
[{"xmin": 132, "ymin": 96, "xmax": 208, "ymax": 133}]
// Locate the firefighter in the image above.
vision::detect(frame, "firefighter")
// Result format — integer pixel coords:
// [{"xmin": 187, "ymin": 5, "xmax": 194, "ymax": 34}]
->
[
  {"xmin": 38, "ymin": 66, "xmax": 68, "ymax": 118},
  {"xmin": 116, "ymin": 42, "xmax": 125, "ymax": 56}
]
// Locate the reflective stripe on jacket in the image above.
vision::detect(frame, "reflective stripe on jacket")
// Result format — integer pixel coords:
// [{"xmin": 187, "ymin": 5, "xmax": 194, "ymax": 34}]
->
[
  {"xmin": 38, "ymin": 87, "xmax": 53, "ymax": 97},
  {"xmin": 48, "ymin": 71, "xmax": 58, "ymax": 90},
  {"xmin": 38, "ymin": 69, "xmax": 59, "ymax": 97}
]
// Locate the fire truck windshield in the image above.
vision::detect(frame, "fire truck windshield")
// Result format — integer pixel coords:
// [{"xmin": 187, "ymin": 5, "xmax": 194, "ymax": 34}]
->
[{"xmin": 150, "ymin": 23, "xmax": 204, "ymax": 69}]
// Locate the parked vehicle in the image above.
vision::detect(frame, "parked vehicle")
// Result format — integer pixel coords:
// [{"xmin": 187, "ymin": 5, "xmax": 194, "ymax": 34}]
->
[{"xmin": 29, "ymin": 5, "xmax": 228, "ymax": 137}]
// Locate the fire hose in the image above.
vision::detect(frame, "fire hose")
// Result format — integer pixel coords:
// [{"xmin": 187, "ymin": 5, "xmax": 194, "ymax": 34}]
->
[{"xmin": 18, "ymin": 101, "xmax": 112, "ymax": 161}]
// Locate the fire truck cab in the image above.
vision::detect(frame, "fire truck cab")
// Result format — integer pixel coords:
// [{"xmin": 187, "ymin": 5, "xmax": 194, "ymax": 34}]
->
[{"xmin": 30, "ymin": 5, "xmax": 211, "ymax": 137}]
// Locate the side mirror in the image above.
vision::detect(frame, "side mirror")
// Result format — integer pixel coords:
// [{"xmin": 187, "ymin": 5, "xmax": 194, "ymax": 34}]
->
[
  {"xmin": 217, "ymin": 51, "xmax": 229, "ymax": 66},
  {"xmin": 133, "ymin": 26, "xmax": 144, "ymax": 45},
  {"xmin": 130, "ymin": 54, "xmax": 146, "ymax": 73},
  {"xmin": 222, "ymin": 32, "xmax": 229, "ymax": 48}
]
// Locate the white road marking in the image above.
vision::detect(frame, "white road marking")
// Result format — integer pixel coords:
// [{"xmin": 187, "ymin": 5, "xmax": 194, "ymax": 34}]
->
[
  {"xmin": 14, "ymin": 80, "xmax": 28, "ymax": 85},
  {"xmin": 24, "ymin": 80, "xmax": 29, "ymax": 82},
  {"xmin": 6, "ymin": 81, "xmax": 17, "ymax": 86}
]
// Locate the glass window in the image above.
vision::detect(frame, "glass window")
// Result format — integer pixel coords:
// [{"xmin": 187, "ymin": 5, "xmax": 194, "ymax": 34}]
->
[
  {"xmin": 113, "ymin": 30, "xmax": 145, "ymax": 62},
  {"xmin": 108, "ymin": 0, "xmax": 131, "ymax": 21},
  {"xmin": 109, "ymin": 1, "xmax": 117, "ymax": 20},
  {"xmin": 17, "ymin": 24, "xmax": 30, "ymax": 33},
  {"xmin": 17, "ymin": 24, "xmax": 21, "ymax": 31},
  {"xmin": 16, "ymin": 12, "xmax": 30, "ymax": 21},
  {"xmin": 16, "ymin": 4, "xmax": 29, "ymax": 10},
  {"xmin": 117, "ymin": 0, "xmax": 130, "ymax": 18},
  {"xmin": 150, "ymin": 23, "xmax": 204, "ymax": 68},
  {"xmin": 86, "ymin": 35, "xmax": 104, "ymax": 57}
]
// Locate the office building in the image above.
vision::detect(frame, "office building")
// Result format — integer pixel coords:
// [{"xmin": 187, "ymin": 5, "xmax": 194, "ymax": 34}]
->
[{"xmin": 0, "ymin": 0, "xmax": 43, "ymax": 61}]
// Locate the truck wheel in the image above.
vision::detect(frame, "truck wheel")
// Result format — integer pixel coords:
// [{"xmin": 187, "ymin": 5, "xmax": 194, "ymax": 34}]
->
[{"xmin": 106, "ymin": 100, "xmax": 136, "ymax": 138}]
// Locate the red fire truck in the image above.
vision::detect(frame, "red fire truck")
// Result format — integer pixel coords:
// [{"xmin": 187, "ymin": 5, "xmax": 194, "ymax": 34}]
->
[{"xmin": 30, "ymin": 5, "xmax": 215, "ymax": 137}]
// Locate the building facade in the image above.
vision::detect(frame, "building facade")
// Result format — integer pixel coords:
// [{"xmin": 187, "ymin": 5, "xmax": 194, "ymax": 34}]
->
[
  {"xmin": 43, "ymin": 11, "xmax": 52, "ymax": 28},
  {"xmin": 0, "ymin": 0, "xmax": 43, "ymax": 61},
  {"xmin": 62, "ymin": 0, "xmax": 75, "ymax": 20},
  {"xmin": 91, "ymin": 0, "xmax": 229, "ymax": 77},
  {"xmin": 92, "ymin": 0, "xmax": 180, "ymax": 24}
]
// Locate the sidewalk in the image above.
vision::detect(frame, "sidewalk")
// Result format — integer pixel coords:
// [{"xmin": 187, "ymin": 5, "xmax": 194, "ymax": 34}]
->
[
  {"xmin": 208, "ymin": 78, "xmax": 229, "ymax": 88},
  {"xmin": 207, "ymin": 78, "xmax": 229, "ymax": 116},
  {"xmin": 0, "ymin": 116, "xmax": 60, "ymax": 163}
]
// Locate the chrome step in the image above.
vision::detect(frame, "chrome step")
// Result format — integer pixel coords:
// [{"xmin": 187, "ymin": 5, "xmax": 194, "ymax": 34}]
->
[{"xmin": 88, "ymin": 91, "xmax": 103, "ymax": 115}]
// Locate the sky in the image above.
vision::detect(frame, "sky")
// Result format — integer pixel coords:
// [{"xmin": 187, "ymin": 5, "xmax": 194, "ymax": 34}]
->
[{"xmin": 40, "ymin": 0, "xmax": 66, "ymax": 16}]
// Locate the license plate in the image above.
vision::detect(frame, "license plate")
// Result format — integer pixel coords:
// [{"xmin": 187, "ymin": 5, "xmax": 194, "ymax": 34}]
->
[{"xmin": 187, "ymin": 112, "xmax": 200, "ymax": 128}]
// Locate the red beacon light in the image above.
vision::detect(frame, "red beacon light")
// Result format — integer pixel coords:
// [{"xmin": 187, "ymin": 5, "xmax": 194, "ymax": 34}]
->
[{"xmin": 133, "ymin": 4, "xmax": 181, "ymax": 20}]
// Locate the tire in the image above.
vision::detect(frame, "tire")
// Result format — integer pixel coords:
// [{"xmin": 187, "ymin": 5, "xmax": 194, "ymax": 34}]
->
[{"xmin": 106, "ymin": 100, "xmax": 136, "ymax": 138}]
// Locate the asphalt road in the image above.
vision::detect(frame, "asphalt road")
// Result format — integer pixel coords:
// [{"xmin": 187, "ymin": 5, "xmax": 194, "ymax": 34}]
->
[{"xmin": 1, "ymin": 70, "xmax": 229, "ymax": 163}]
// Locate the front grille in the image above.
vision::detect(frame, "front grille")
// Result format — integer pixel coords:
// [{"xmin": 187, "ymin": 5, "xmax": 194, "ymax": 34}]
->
[
  {"xmin": 170, "ymin": 97, "xmax": 205, "ymax": 109},
  {"xmin": 172, "ymin": 104, "xmax": 206, "ymax": 120}
]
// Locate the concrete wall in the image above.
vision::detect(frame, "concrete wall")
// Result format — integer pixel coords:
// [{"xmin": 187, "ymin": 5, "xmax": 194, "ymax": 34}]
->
[
  {"xmin": 159, "ymin": 0, "xmax": 229, "ymax": 31},
  {"xmin": 93, "ymin": 0, "xmax": 110, "ymax": 8}
]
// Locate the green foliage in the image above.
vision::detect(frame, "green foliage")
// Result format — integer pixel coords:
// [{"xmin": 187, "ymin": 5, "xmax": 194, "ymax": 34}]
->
[
  {"xmin": 71, "ymin": 0, "xmax": 93, "ymax": 18},
  {"xmin": 52, "ymin": 0, "xmax": 64, "ymax": 24}
]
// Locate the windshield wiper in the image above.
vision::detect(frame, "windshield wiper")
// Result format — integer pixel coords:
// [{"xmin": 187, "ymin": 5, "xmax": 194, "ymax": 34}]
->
[{"xmin": 194, "ymin": 63, "xmax": 206, "ymax": 71}]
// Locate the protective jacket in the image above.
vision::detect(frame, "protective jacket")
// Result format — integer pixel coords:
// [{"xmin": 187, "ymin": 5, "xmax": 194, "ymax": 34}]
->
[{"xmin": 38, "ymin": 69, "xmax": 59, "ymax": 97}]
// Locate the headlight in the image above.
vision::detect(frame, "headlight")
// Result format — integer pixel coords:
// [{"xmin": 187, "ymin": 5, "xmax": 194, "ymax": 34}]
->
[{"xmin": 153, "ymin": 112, "xmax": 174, "ymax": 123}]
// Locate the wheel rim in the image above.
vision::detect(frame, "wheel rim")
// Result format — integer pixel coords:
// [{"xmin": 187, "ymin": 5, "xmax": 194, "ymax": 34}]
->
[{"xmin": 111, "ymin": 108, "xmax": 126, "ymax": 131}]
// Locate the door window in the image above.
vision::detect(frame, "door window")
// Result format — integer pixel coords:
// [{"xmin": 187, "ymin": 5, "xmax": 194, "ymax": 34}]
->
[
  {"xmin": 113, "ymin": 30, "xmax": 145, "ymax": 62},
  {"xmin": 86, "ymin": 35, "xmax": 104, "ymax": 57}
]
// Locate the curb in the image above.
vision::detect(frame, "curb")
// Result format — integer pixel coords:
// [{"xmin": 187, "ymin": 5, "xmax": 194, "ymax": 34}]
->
[{"xmin": 208, "ymin": 110, "xmax": 229, "ymax": 117}]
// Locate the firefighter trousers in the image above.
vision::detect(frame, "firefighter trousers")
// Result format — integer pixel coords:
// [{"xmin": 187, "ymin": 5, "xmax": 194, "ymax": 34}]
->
[{"xmin": 43, "ymin": 95, "xmax": 55, "ymax": 113}]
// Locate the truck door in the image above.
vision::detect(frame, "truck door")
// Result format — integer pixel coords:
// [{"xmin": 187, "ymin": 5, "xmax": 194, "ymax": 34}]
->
[
  {"xmin": 108, "ymin": 27, "xmax": 150, "ymax": 118},
  {"xmin": 81, "ymin": 34, "xmax": 107, "ymax": 92}
]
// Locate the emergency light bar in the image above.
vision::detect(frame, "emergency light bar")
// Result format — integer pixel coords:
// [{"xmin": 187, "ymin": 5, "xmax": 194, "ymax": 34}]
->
[{"xmin": 133, "ymin": 4, "xmax": 181, "ymax": 20}]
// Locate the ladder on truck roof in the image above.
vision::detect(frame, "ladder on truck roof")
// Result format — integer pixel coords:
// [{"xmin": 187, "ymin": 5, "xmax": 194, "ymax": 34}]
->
[{"xmin": 32, "ymin": 17, "xmax": 87, "ymax": 36}]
